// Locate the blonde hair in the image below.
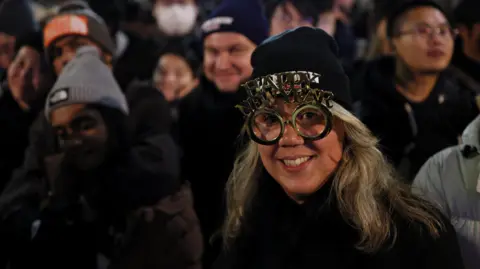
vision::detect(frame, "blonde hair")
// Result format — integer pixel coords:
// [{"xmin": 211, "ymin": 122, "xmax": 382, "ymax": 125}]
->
[{"xmin": 223, "ymin": 102, "xmax": 443, "ymax": 253}]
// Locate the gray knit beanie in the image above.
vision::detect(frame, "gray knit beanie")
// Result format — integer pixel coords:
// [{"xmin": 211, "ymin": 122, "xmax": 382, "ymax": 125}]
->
[{"xmin": 45, "ymin": 46, "xmax": 128, "ymax": 121}]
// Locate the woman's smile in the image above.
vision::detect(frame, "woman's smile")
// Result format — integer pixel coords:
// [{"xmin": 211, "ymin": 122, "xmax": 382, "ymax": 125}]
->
[{"xmin": 279, "ymin": 156, "xmax": 315, "ymax": 172}]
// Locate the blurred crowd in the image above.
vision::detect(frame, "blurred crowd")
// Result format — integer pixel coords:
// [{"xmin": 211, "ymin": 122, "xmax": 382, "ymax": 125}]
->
[{"xmin": 0, "ymin": 0, "xmax": 478, "ymax": 268}]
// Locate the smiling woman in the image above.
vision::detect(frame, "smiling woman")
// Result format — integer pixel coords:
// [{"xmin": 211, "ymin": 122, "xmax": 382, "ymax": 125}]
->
[{"xmin": 213, "ymin": 27, "xmax": 465, "ymax": 269}]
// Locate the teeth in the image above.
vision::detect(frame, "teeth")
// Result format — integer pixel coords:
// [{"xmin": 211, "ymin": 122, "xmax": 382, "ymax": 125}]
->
[{"xmin": 283, "ymin": 157, "xmax": 310, "ymax": 167}]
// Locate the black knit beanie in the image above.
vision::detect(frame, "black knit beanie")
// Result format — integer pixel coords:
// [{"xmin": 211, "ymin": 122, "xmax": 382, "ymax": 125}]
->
[
  {"xmin": 160, "ymin": 40, "xmax": 201, "ymax": 77},
  {"xmin": 454, "ymin": 0, "xmax": 480, "ymax": 26},
  {"xmin": 249, "ymin": 26, "xmax": 352, "ymax": 110},
  {"xmin": 386, "ymin": 0, "xmax": 451, "ymax": 39}
]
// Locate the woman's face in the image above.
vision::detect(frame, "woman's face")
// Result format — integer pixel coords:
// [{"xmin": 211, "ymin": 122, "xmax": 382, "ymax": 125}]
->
[
  {"xmin": 392, "ymin": 7, "xmax": 454, "ymax": 73},
  {"xmin": 257, "ymin": 100, "xmax": 345, "ymax": 202},
  {"xmin": 50, "ymin": 104, "xmax": 109, "ymax": 171},
  {"xmin": 153, "ymin": 53, "xmax": 196, "ymax": 102}
]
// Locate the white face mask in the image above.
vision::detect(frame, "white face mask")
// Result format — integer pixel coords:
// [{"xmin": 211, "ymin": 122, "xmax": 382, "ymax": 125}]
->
[{"xmin": 154, "ymin": 4, "xmax": 198, "ymax": 36}]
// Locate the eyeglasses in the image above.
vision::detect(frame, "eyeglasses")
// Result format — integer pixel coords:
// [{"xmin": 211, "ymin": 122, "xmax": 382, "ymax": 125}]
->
[
  {"xmin": 247, "ymin": 104, "xmax": 333, "ymax": 145},
  {"xmin": 396, "ymin": 24, "xmax": 458, "ymax": 39}
]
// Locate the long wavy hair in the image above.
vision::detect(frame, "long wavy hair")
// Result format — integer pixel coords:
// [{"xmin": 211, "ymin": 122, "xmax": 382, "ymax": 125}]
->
[{"xmin": 223, "ymin": 102, "xmax": 444, "ymax": 253}]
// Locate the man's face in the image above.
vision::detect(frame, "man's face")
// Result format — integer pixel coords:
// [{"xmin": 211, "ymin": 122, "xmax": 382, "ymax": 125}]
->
[
  {"xmin": 0, "ymin": 32, "xmax": 15, "ymax": 69},
  {"xmin": 392, "ymin": 7, "xmax": 455, "ymax": 73},
  {"xmin": 203, "ymin": 32, "xmax": 256, "ymax": 93},
  {"xmin": 51, "ymin": 36, "xmax": 105, "ymax": 75}
]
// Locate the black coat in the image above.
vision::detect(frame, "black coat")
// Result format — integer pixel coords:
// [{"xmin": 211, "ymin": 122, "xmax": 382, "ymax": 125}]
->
[
  {"xmin": 177, "ymin": 76, "xmax": 245, "ymax": 267},
  {"xmin": 449, "ymin": 46, "xmax": 480, "ymax": 94},
  {"xmin": 0, "ymin": 85, "xmax": 37, "ymax": 193},
  {"xmin": 0, "ymin": 84, "xmax": 182, "ymax": 268},
  {"xmin": 215, "ymin": 174, "xmax": 465, "ymax": 269},
  {"xmin": 354, "ymin": 56, "xmax": 478, "ymax": 181}
]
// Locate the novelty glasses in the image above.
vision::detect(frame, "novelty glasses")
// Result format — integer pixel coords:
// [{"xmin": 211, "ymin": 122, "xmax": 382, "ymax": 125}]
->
[{"xmin": 248, "ymin": 103, "xmax": 333, "ymax": 145}]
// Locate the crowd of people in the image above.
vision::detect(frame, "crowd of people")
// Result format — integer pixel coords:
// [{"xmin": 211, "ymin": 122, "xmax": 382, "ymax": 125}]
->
[{"xmin": 0, "ymin": 0, "xmax": 478, "ymax": 268}]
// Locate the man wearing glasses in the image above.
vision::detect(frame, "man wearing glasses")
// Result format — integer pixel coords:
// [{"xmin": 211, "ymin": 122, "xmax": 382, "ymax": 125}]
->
[{"xmin": 355, "ymin": 0, "xmax": 478, "ymax": 181}]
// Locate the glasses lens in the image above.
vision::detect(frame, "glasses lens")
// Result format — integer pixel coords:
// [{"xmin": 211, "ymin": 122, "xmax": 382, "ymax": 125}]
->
[
  {"xmin": 293, "ymin": 105, "xmax": 328, "ymax": 139},
  {"xmin": 250, "ymin": 110, "xmax": 282, "ymax": 143}
]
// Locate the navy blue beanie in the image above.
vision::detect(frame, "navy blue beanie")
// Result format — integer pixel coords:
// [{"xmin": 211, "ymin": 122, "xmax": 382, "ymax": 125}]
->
[
  {"xmin": 386, "ymin": 0, "xmax": 450, "ymax": 39},
  {"xmin": 201, "ymin": 0, "xmax": 268, "ymax": 45}
]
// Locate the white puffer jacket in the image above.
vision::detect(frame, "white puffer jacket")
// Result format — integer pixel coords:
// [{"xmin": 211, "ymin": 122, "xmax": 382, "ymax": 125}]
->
[{"xmin": 413, "ymin": 115, "xmax": 480, "ymax": 269}]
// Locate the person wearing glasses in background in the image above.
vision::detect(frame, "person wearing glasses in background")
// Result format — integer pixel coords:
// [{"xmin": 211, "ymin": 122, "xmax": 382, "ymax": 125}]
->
[{"xmin": 354, "ymin": 0, "xmax": 478, "ymax": 181}]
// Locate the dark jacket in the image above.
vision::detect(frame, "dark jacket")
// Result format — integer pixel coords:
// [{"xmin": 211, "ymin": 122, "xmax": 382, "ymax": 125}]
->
[
  {"xmin": 126, "ymin": 80, "xmax": 182, "ymax": 147},
  {"xmin": 177, "ymin": 76, "xmax": 245, "ymax": 267},
  {"xmin": 450, "ymin": 47, "xmax": 480, "ymax": 94},
  {"xmin": 0, "ymin": 84, "xmax": 37, "ymax": 192},
  {"xmin": 0, "ymin": 84, "xmax": 201, "ymax": 268},
  {"xmin": 354, "ymin": 56, "xmax": 478, "ymax": 181},
  {"xmin": 124, "ymin": 82, "xmax": 173, "ymax": 138},
  {"xmin": 215, "ymin": 173, "xmax": 465, "ymax": 269},
  {"xmin": 0, "ymin": 181, "xmax": 202, "ymax": 269}
]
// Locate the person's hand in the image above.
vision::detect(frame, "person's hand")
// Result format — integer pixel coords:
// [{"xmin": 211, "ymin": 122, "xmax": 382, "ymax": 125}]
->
[
  {"xmin": 7, "ymin": 46, "xmax": 41, "ymax": 110},
  {"xmin": 43, "ymin": 152, "xmax": 101, "ymax": 223},
  {"xmin": 44, "ymin": 153, "xmax": 80, "ymax": 208}
]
